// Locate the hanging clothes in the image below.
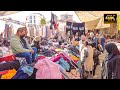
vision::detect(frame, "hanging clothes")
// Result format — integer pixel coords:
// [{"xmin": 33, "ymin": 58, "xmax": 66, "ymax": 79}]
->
[
  {"xmin": 43, "ymin": 25, "xmax": 47, "ymax": 37},
  {"xmin": 46, "ymin": 25, "xmax": 51, "ymax": 39},
  {"xmin": 39, "ymin": 26, "xmax": 42, "ymax": 36},
  {"xmin": 8, "ymin": 25, "xmax": 12, "ymax": 41},
  {"xmin": 11, "ymin": 26, "xmax": 14, "ymax": 37},
  {"xmin": 29, "ymin": 26, "xmax": 34, "ymax": 37},
  {"xmin": 34, "ymin": 26, "xmax": 37, "ymax": 36},
  {"xmin": 4, "ymin": 24, "xmax": 9, "ymax": 39},
  {"xmin": 27, "ymin": 27, "xmax": 30, "ymax": 36}
]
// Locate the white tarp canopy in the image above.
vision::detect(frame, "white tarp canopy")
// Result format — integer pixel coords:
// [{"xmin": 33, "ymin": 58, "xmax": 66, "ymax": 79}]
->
[
  {"xmin": 95, "ymin": 17, "xmax": 110, "ymax": 29},
  {"xmin": 0, "ymin": 11, "xmax": 20, "ymax": 16},
  {"xmin": 75, "ymin": 11, "xmax": 120, "ymax": 30}
]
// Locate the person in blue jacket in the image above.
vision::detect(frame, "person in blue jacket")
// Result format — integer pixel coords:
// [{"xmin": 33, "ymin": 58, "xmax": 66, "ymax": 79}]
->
[{"xmin": 100, "ymin": 35, "xmax": 105, "ymax": 51}]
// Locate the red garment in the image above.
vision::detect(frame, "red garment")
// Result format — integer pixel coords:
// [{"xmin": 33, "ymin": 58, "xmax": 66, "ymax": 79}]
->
[
  {"xmin": 0, "ymin": 55, "xmax": 15, "ymax": 62},
  {"xmin": 0, "ymin": 70, "xmax": 9, "ymax": 75},
  {"xmin": 54, "ymin": 23, "xmax": 58, "ymax": 30}
]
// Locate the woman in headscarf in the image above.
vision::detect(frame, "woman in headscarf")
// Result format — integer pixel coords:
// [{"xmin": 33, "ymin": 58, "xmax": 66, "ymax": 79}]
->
[{"xmin": 101, "ymin": 43, "xmax": 120, "ymax": 79}]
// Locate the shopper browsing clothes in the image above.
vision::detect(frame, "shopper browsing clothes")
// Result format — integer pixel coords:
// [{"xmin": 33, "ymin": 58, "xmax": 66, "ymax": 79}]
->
[
  {"xmin": 10, "ymin": 27, "xmax": 37, "ymax": 64},
  {"xmin": 101, "ymin": 43, "xmax": 120, "ymax": 79},
  {"xmin": 92, "ymin": 42, "xmax": 101, "ymax": 78},
  {"xmin": 100, "ymin": 35, "xmax": 105, "ymax": 51},
  {"xmin": 93, "ymin": 34, "xmax": 100, "ymax": 50},
  {"xmin": 80, "ymin": 41, "xmax": 94, "ymax": 79}
]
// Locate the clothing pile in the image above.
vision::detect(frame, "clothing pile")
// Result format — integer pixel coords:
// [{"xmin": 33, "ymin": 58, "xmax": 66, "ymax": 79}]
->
[
  {"xmin": 0, "ymin": 41, "xmax": 82, "ymax": 79},
  {"xmin": 0, "ymin": 58, "xmax": 27, "ymax": 79}
]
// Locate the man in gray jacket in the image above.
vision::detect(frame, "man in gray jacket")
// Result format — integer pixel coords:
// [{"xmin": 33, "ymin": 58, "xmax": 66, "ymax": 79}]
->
[{"xmin": 10, "ymin": 27, "xmax": 37, "ymax": 64}]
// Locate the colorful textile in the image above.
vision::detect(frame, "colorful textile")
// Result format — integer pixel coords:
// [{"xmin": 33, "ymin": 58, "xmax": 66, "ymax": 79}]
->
[
  {"xmin": 58, "ymin": 58, "xmax": 70, "ymax": 71},
  {"xmin": 1, "ymin": 69, "xmax": 16, "ymax": 79},
  {"xmin": 0, "ymin": 55, "xmax": 15, "ymax": 62},
  {"xmin": 35, "ymin": 55, "xmax": 46, "ymax": 63},
  {"xmin": 0, "ymin": 60, "xmax": 20, "ymax": 71},
  {"xmin": 35, "ymin": 59, "xmax": 62, "ymax": 79},
  {"xmin": 21, "ymin": 66, "xmax": 34, "ymax": 76},
  {"xmin": 12, "ymin": 65, "xmax": 34, "ymax": 79},
  {"xmin": 69, "ymin": 54, "xmax": 79, "ymax": 61},
  {"xmin": 0, "ymin": 70, "xmax": 9, "ymax": 75}
]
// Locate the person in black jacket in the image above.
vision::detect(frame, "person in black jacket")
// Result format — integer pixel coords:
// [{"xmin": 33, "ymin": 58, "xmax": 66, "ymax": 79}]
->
[
  {"xmin": 104, "ymin": 43, "xmax": 120, "ymax": 79},
  {"xmin": 91, "ymin": 42, "xmax": 101, "ymax": 77}
]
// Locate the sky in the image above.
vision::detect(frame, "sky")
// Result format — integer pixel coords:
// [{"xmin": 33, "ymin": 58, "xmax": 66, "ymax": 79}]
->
[
  {"xmin": 0, "ymin": 11, "xmax": 80, "ymax": 33},
  {"xmin": 0, "ymin": 11, "xmax": 80, "ymax": 22}
]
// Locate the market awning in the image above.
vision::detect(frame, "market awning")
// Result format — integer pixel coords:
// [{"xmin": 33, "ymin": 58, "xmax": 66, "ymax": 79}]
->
[
  {"xmin": 85, "ymin": 18, "xmax": 101, "ymax": 30},
  {"xmin": 86, "ymin": 11, "xmax": 120, "ymax": 17},
  {"xmin": 75, "ymin": 11, "xmax": 120, "ymax": 29},
  {"xmin": 95, "ymin": 17, "xmax": 110, "ymax": 29},
  {"xmin": 75, "ymin": 11, "xmax": 99, "ymax": 22},
  {"xmin": 75, "ymin": 11, "xmax": 120, "ymax": 22}
]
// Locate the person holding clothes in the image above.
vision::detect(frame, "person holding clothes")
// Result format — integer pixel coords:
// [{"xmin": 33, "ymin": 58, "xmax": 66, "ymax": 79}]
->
[
  {"xmin": 10, "ymin": 27, "xmax": 37, "ymax": 64},
  {"xmin": 101, "ymin": 43, "xmax": 120, "ymax": 79}
]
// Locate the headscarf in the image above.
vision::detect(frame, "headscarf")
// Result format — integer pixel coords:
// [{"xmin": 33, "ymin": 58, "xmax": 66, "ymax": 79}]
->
[
  {"xmin": 105, "ymin": 43, "xmax": 120, "ymax": 59},
  {"xmin": 81, "ymin": 35, "xmax": 86, "ymax": 41}
]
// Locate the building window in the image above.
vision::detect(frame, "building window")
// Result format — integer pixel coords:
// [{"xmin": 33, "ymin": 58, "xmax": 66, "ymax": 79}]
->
[
  {"xmin": 34, "ymin": 16, "xmax": 36, "ymax": 19},
  {"xmin": 30, "ymin": 20, "xmax": 32, "ymax": 23},
  {"xmin": 34, "ymin": 20, "xmax": 36, "ymax": 23},
  {"xmin": 30, "ymin": 16, "xmax": 32, "ymax": 19}
]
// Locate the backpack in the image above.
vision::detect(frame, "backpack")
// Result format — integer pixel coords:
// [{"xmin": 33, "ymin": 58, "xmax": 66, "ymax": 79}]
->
[{"xmin": 35, "ymin": 59, "xmax": 62, "ymax": 79}]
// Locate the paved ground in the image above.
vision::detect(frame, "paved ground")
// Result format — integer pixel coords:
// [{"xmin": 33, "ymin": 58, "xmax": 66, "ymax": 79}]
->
[{"xmin": 88, "ymin": 51, "xmax": 107, "ymax": 79}]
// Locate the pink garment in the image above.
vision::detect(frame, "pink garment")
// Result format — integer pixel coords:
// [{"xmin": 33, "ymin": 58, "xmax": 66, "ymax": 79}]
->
[
  {"xmin": 35, "ymin": 59, "xmax": 62, "ymax": 79},
  {"xmin": 50, "ymin": 55, "xmax": 61, "ymax": 62},
  {"xmin": 50, "ymin": 53, "xmax": 70, "ymax": 62},
  {"xmin": 35, "ymin": 56, "xmax": 46, "ymax": 63}
]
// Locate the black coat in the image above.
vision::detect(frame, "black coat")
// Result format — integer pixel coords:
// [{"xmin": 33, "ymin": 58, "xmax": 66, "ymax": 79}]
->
[
  {"xmin": 93, "ymin": 49, "xmax": 101, "ymax": 66},
  {"xmin": 105, "ymin": 43, "xmax": 120, "ymax": 79},
  {"xmin": 107, "ymin": 54, "xmax": 120, "ymax": 79}
]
